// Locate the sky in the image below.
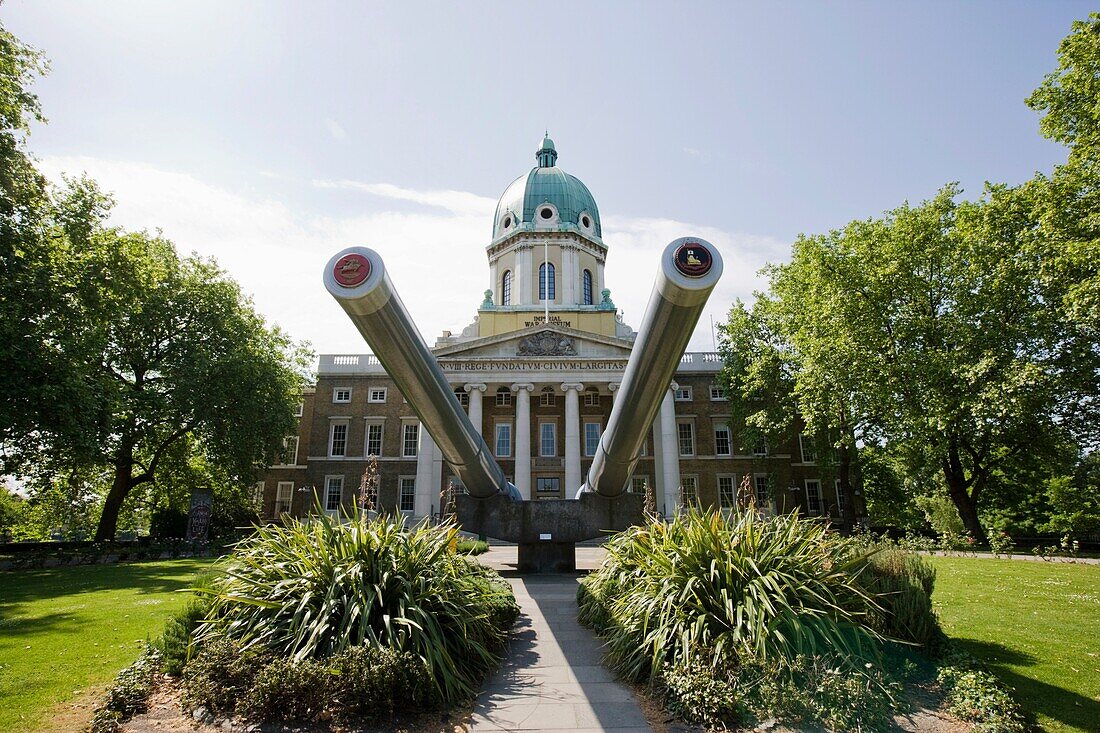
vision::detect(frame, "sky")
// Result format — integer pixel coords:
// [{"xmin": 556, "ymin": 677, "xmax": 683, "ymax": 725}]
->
[{"xmin": 4, "ymin": 1, "xmax": 1089, "ymax": 358}]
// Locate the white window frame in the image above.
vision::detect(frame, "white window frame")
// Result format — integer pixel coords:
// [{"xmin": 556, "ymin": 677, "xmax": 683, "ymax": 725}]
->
[
  {"xmin": 332, "ymin": 387, "xmax": 352, "ymax": 404},
  {"xmin": 368, "ymin": 387, "xmax": 388, "ymax": 403},
  {"xmin": 584, "ymin": 421, "xmax": 601, "ymax": 457},
  {"xmin": 495, "ymin": 422, "xmax": 513, "ymax": 458},
  {"xmin": 279, "ymin": 435, "xmax": 299, "ymax": 466},
  {"xmin": 323, "ymin": 475, "xmax": 343, "ymax": 515},
  {"xmin": 294, "ymin": 402, "xmax": 304, "ymax": 417},
  {"xmin": 753, "ymin": 438, "xmax": 769, "ymax": 457},
  {"xmin": 754, "ymin": 473, "xmax": 774, "ymax": 514},
  {"xmin": 275, "ymin": 481, "xmax": 293, "ymax": 516},
  {"xmin": 401, "ymin": 422, "xmax": 419, "ymax": 458},
  {"xmin": 583, "ymin": 390, "xmax": 600, "ymax": 407},
  {"xmin": 253, "ymin": 481, "xmax": 265, "ymax": 509},
  {"xmin": 799, "ymin": 434, "xmax": 817, "ymax": 464},
  {"xmin": 539, "ymin": 421, "xmax": 557, "ymax": 457},
  {"xmin": 677, "ymin": 420, "xmax": 695, "ymax": 457},
  {"xmin": 495, "ymin": 387, "xmax": 513, "ymax": 407},
  {"xmin": 539, "ymin": 388, "xmax": 556, "ymax": 407},
  {"xmin": 630, "ymin": 475, "xmax": 649, "ymax": 494},
  {"xmin": 674, "ymin": 385, "xmax": 693, "ymax": 401},
  {"xmin": 718, "ymin": 475, "xmax": 736, "ymax": 510},
  {"xmin": 329, "ymin": 420, "xmax": 349, "ymax": 458},
  {"xmin": 805, "ymin": 479, "xmax": 822, "ymax": 516},
  {"xmin": 713, "ymin": 423, "xmax": 732, "ymax": 457},
  {"xmin": 364, "ymin": 420, "xmax": 384, "ymax": 457},
  {"xmin": 398, "ymin": 475, "xmax": 416, "ymax": 514},
  {"xmin": 709, "ymin": 384, "xmax": 726, "ymax": 401},
  {"xmin": 835, "ymin": 479, "xmax": 847, "ymax": 516},
  {"xmin": 681, "ymin": 475, "xmax": 699, "ymax": 507},
  {"xmin": 454, "ymin": 388, "xmax": 469, "ymax": 407}
]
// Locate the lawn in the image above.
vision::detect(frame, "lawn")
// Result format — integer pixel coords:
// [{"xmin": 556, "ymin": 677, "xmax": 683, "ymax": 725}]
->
[
  {"xmin": 929, "ymin": 556, "xmax": 1100, "ymax": 733},
  {"xmin": 0, "ymin": 557, "xmax": 214, "ymax": 733}
]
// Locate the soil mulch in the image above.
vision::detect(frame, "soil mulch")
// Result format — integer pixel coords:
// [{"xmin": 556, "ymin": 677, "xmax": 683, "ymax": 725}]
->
[{"xmin": 118, "ymin": 676, "xmax": 972, "ymax": 733}]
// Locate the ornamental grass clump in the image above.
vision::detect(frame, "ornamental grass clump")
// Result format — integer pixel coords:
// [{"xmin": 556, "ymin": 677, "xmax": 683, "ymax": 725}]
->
[
  {"xmin": 579, "ymin": 508, "xmax": 882, "ymax": 683},
  {"xmin": 192, "ymin": 509, "xmax": 518, "ymax": 705}
]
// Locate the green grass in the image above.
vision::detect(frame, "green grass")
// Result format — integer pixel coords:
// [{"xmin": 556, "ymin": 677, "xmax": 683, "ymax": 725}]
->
[
  {"xmin": 929, "ymin": 557, "xmax": 1100, "ymax": 733},
  {"xmin": 0, "ymin": 558, "xmax": 213, "ymax": 733}
]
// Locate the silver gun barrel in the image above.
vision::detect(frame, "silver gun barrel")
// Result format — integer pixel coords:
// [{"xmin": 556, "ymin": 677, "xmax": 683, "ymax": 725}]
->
[
  {"xmin": 323, "ymin": 246, "xmax": 515, "ymax": 500},
  {"xmin": 582, "ymin": 237, "xmax": 723, "ymax": 497}
]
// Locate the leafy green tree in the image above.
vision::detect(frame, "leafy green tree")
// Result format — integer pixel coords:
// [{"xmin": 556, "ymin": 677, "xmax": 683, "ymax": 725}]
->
[
  {"xmin": 56, "ymin": 211, "xmax": 311, "ymax": 540},
  {"xmin": 0, "ymin": 24, "xmax": 102, "ymax": 470},
  {"xmin": 0, "ymin": 23, "xmax": 311, "ymax": 540},
  {"xmin": 718, "ymin": 298, "xmax": 862, "ymax": 527},
  {"xmin": 1043, "ymin": 452, "xmax": 1100, "ymax": 538},
  {"xmin": 1028, "ymin": 13, "xmax": 1100, "ymax": 165}
]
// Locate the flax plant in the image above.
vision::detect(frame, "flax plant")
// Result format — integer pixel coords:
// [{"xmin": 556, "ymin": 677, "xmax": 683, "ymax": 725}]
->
[
  {"xmin": 579, "ymin": 508, "xmax": 881, "ymax": 683},
  {"xmin": 193, "ymin": 506, "xmax": 517, "ymax": 704}
]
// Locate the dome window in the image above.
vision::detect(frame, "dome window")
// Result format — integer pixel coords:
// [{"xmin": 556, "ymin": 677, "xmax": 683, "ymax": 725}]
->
[
  {"xmin": 539, "ymin": 262, "xmax": 556, "ymax": 300},
  {"xmin": 503, "ymin": 215, "xmax": 512, "ymax": 229},
  {"xmin": 539, "ymin": 207, "xmax": 553, "ymax": 220},
  {"xmin": 582, "ymin": 215, "xmax": 591, "ymax": 228}
]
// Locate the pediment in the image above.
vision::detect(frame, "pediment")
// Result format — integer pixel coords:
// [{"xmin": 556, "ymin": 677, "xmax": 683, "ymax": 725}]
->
[{"xmin": 433, "ymin": 324, "xmax": 633, "ymax": 360}]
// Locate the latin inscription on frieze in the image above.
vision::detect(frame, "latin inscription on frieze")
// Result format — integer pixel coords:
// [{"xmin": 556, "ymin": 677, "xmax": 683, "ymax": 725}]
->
[{"xmin": 442, "ymin": 360, "xmax": 628, "ymax": 371}]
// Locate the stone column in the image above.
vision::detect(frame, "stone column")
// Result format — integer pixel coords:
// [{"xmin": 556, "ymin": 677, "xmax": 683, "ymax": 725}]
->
[
  {"xmin": 659, "ymin": 383, "xmax": 681, "ymax": 517},
  {"xmin": 488, "ymin": 260, "xmax": 499, "ymax": 303},
  {"xmin": 562, "ymin": 382, "xmax": 584, "ymax": 494},
  {"xmin": 563, "ymin": 244, "xmax": 577, "ymax": 305},
  {"xmin": 414, "ymin": 428, "xmax": 436, "ymax": 519},
  {"xmin": 512, "ymin": 383, "xmax": 534, "ymax": 500},
  {"xmin": 516, "ymin": 245, "xmax": 532, "ymax": 304},
  {"xmin": 464, "ymin": 383, "xmax": 487, "ymax": 436},
  {"xmin": 607, "ymin": 382, "xmax": 620, "ymax": 402}
]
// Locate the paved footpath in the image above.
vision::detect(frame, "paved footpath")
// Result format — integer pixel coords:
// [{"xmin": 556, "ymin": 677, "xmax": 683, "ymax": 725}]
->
[{"xmin": 469, "ymin": 548, "xmax": 651, "ymax": 732}]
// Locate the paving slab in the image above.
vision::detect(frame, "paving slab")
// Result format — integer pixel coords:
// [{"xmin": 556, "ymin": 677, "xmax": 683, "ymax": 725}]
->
[{"xmin": 469, "ymin": 574, "xmax": 650, "ymax": 732}]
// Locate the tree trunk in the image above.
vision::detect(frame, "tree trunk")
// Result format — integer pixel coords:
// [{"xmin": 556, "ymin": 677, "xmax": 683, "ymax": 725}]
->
[
  {"xmin": 94, "ymin": 439, "xmax": 134, "ymax": 541},
  {"xmin": 942, "ymin": 438, "xmax": 987, "ymax": 544},
  {"xmin": 837, "ymin": 442, "xmax": 858, "ymax": 533}
]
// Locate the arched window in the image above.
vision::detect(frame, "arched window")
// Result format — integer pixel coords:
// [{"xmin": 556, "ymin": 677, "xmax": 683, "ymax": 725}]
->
[
  {"xmin": 583, "ymin": 269, "xmax": 593, "ymax": 305},
  {"xmin": 539, "ymin": 262, "xmax": 555, "ymax": 300},
  {"xmin": 502, "ymin": 270, "xmax": 512, "ymax": 305}
]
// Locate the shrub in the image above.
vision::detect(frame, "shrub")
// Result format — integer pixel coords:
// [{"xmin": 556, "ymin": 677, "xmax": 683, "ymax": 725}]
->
[
  {"xmin": 662, "ymin": 660, "xmax": 742, "ymax": 728},
  {"xmin": 578, "ymin": 509, "xmax": 882, "ymax": 683},
  {"xmin": 239, "ymin": 657, "xmax": 333, "ymax": 723},
  {"xmin": 193, "ymin": 509, "xmax": 517, "ymax": 704},
  {"xmin": 455, "ymin": 538, "xmax": 489, "ymax": 555},
  {"xmin": 88, "ymin": 648, "xmax": 161, "ymax": 733},
  {"xmin": 151, "ymin": 570, "xmax": 216, "ymax": 675},
  {"xmin": 660, "ymin": 653, "xmax": 898, "ymax": 732},
  {"xmin": 858, "ymin": 547, "xmax": 941, "ymax": 647},
  {"xmin": 181, "ymin": 639, "xmax": 272, "ymax": 714},
  {"xmin": 937, "ymin": 643, "xmax": 1028, "ymax": 733},
  {"xmin": 332, "ymin": 645, "xmax": 438, "ymax": 721}
]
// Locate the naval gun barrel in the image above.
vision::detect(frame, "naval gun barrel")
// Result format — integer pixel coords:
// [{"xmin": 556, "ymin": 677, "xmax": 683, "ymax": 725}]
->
[
  {"xmin": 581, "ymin": 237, "xmax": 723, "ymax": 498},
  {"xmin": 323, "ymin": 246, "xmax": 518, "ymax": 501}
]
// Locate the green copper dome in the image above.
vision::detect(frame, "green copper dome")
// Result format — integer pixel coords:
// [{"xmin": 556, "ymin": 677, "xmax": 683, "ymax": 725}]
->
[{"xmin": 493, "ymin": 135, "xmax": 602, "ymax": 243}]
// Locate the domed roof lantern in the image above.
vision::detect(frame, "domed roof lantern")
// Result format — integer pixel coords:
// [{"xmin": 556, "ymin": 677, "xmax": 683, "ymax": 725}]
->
[{"xmin": 536, "ymin": 132, "xmax": 558, "ymax": 168}]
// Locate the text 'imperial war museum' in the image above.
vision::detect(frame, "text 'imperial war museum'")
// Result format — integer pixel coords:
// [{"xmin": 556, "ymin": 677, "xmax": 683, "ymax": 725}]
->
[{"xmin": 257, "ymin": 136, "xmax": 860, "ymax": 525}]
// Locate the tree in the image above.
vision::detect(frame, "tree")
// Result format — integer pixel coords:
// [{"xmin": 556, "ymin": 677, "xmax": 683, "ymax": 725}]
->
[
  {"xmin": 56, "ymin": 210, "xmax": 311, "ymax": 540},
  {"xmin": 718, "ymin": 297, "xmax": 863, "ymax": 529},
  {"xmin": 1028, "ymin": 13, "xmax": 1100, "ymax": 165},
  {"xmin": 0, "ymin": 22, "xmax": 311, "ymax": 540},
  {"xmin": 1026, "ymin": 14, "xmax": 1100, "ymax": 450}
]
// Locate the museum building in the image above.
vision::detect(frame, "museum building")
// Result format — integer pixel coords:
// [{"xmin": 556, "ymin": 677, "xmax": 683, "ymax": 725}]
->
[{"xmin": 257, "ymin": 136, "xmax": 859, "ymax": 526}]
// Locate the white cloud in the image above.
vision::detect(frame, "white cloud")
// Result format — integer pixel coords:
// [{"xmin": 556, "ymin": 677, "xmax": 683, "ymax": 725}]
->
[
  {"xmin": 312, "ymin": 178, "xmax": 497, "ymax": 218},
  {"xmin": 324, "ymin": 118, "xmax": 347, "ymax": 141},
  {"xmin": 38, "ymin": 157, "xmax": 788, "ymax": 358}
]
